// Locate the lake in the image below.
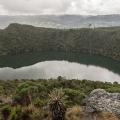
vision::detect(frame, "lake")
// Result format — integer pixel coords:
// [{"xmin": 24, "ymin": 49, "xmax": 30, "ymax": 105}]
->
[{"xmin": 0, "ymin": 52, "xmax": 120, "ymax": 83}]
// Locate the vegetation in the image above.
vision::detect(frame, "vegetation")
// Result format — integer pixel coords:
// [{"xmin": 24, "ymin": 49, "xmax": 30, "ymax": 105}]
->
[
  {"xmin": 0, "ymin": 23, "xmax": 120, "ymax": 61},
  {"xmin": 0, "ymin": 79, "xmax": 119, "ymax": 119},
  {"xmin": 49, "ymin": 88, "xmax": 66, "ymax": 120}
]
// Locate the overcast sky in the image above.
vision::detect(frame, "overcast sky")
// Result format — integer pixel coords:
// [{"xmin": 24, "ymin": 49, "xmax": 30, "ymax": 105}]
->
[{"xmin": 0, "ymin": 0, "xmax": 120, "ymax": 15}]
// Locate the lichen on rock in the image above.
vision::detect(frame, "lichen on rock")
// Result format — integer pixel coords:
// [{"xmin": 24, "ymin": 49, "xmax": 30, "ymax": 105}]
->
[{"xmin": 84, "ymin": 89, "xmax": 120, "ymax": 117}]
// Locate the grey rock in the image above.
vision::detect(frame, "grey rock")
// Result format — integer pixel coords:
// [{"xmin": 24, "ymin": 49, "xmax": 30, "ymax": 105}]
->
[{"xmin": 84, "ymin": 89, "xmax": 120, "ymax": 117}]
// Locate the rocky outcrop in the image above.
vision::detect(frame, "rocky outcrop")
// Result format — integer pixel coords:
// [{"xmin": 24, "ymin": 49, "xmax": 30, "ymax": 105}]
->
[{"xmin": 84, "ymin": 89, "xmax": 120, "ymax": 117}]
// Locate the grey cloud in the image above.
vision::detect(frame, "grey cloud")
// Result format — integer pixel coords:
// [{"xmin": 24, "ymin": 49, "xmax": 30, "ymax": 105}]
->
[
  {"xmin": 0, "ymin": 0, "xmax": 120, "ymax": 15},
  {"xmin": 0, "ymin": 0, "xmax": 71, "ymax": 15}
]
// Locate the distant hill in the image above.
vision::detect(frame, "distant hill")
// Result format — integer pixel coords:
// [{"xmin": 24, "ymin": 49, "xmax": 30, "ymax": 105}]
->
[
  {"xmin": 1, "ymin": 14, "xmax": 120, "ymax": 29},
  {"xmin": 0, "ymin": 23, "xmax": 120, "ymax": 61}
]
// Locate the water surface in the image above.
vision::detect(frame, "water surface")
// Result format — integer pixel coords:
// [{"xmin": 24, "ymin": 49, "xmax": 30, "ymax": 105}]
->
[
  {"xmin": 0, "ymin": 60, "xmax": 120, "ymax": 83},
  {"xmin": 0, "ymin": 52, "xmax": 120, "ymax": 82}
]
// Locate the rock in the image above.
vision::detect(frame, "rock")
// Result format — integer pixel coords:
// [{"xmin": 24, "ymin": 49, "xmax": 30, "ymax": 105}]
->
[{"xmin": 84, "ymin": 89, "xmax": 120, "ymax": 117}]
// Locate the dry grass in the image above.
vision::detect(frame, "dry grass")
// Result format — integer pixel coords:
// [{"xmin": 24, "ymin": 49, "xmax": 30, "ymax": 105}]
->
[
  {"xmin": 65, "ymin": 106, "xmax": 84, "ymax": 120},
  {"xmin": 0, "ymin": 95, "xmax": 12, "ymax": 104},
  {"xmin": 98, "ymin": 112, "xmax": 119, "ymax": 120},
  {"xmin": 23, "ymin": 104, "xmax": 37, "ymax": 114},
  {"xmin": 65, "ymin": 106, "xmax": 119, "ymax": 120}
]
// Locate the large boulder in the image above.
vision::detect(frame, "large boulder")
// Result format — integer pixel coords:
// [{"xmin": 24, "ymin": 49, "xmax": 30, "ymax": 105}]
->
[{"xmin": 84, "ymin": 89, "xmax": 120, "ymax": 117}]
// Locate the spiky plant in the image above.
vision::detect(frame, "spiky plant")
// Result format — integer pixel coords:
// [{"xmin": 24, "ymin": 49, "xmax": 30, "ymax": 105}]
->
[{"xmin": 49, "ymin": 88, "xmax": 67, "ymax": 120}]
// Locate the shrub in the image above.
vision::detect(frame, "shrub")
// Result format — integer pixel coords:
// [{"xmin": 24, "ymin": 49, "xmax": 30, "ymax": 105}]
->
[
  {"xmin": 1, "ymin": 105, "xmax": 11, "ymax": 120},
  {"xmin": 64, "ymin": 88, "xmax": 86, "ymax": 106},
  {"xmin": 13, "ymin": 82, "xmax": 39, "ymax": 105},
  {"xmin": 9, "ymin": 106, "xmax": 22, "ymax": 120}
]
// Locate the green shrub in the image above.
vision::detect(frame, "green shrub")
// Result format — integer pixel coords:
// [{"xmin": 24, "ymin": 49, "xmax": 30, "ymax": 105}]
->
[
  {"xmin": 106, "ymin": 87, "xmax": 120, "ymax": 93},
  {"xmin": 64, "ymin": 88, "xmax": 86, "ymax": 106},
  {"xmin": 34, "ymin": 99, "xmax": 48, "ymax": 108},
  {"xmin": 1, "ymin": 105, "xmax": 11, "ymax": 120},
  {"xmin": 9, "ymin": 106, "xmax": 22, "ymax": 120},
  {"xmin": 13, "ymin": 82, "xmax": 39, "ymax": 105}
]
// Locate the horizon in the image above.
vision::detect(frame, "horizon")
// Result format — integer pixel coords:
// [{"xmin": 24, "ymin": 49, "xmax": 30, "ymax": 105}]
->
[{"xmin": 0, "ymin": 14, "xmax": 120, "ymax": 16}]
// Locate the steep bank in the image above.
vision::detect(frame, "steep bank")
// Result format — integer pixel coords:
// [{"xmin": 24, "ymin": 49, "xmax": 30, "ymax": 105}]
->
[{"xmin": 0, "ymin": 23, "xmax": 120, "ymax": 61}]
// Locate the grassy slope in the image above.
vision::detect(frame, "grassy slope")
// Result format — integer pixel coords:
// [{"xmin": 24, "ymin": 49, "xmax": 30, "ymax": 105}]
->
[{"xmin": 0, "ymin": 23, "xmax": 120, "ymax": 61}]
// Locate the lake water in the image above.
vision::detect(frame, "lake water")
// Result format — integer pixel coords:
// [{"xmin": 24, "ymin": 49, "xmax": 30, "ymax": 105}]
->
[
  {"xmin": 0, "ymin": 52, "xmax": 120, "ymax": 83},
  {"xmin": 0, "ymin": 60, "xmax": 120, "ymax": 83}
]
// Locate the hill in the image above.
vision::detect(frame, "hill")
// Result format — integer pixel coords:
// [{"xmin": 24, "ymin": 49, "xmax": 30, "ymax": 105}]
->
[
  {"xmin": 0, "ymin": 23, "xmax": 120, "ymax": 61},
  {"xmin": 1, "ymin": 14, "xmax": 120, "ymax": 29}
]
